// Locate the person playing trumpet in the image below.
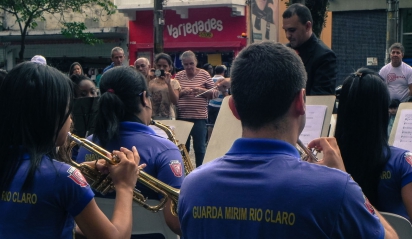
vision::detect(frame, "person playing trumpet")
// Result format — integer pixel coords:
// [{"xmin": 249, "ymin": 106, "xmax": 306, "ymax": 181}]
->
[
  {"xmin": 178, "ymin": 42, "xmax": 397, "ymax": 239},
  {"xmin": 0, "ymin": 62, "xmax": 141, "ymax": 239},
  {"xmin": 75, "ymin": 66, "xmax": 184, "ymax": 235}
]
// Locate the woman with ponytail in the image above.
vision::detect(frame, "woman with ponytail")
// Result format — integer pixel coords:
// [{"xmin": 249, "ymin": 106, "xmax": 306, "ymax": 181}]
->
[{"xmin": 75, "ymin": 66, "xmax": 183, "ymax": 235}]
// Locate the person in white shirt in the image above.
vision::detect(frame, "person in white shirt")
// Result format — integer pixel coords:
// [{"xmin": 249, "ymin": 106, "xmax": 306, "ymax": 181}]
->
[{"xmin": 379, "ymin": 42, "xmax": 412, "ymax": 102}]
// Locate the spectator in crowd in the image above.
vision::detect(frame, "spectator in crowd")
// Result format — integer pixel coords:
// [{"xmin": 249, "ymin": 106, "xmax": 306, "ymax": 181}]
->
[
  {"xmin": 95, "ymin": 68, "xmax": 103, "ymax": 88},
  {"xmin": 282, "ymin": 3, "xmax": 337, "ymax": 95},
  {"xmin": 175, "ymin": 50, "xmax": 218, "ymax": 167},
  {"xmin": 30, "ymin": 55, "xmax": 47, "ymax": 65},
  {"xmin": 103, "ymin": 47, "xmax": 125, "ymax": 73},
  {"xmin": 207, "ymin": 65, "xmax": 229, "ymax": 141},
  {"xmin": 69, "ymin": 62, "xmax": 84, "ymax": 77},
  {"xmin": 178, "ymin": 42, "xmax": 397, "ymax": 239},
  {"xmin": 148, "ymin": 53, "xmax": 180, "ymax": 120},
  {"xmin": 70, "ymin": 74, "xmax": 98, "ymax": 98},
  {"xmin": 134, "ymin": 57, "xmax": 151, "ymax": 83},
  {"xmin": 203, "ymin": 63, "xmax": 214, "ymax": 77},
  {"xmin": 336, "ymin": 67, "xmax": 412, "ymax": 221},
  {"xmin": 379, "ymin": 43, "xmax": 412, "ymax": 102}
]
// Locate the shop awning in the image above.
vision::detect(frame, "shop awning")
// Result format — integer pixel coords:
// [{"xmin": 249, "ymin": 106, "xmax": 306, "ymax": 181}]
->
[{"xmin": 134, "ymin": 41, "xmax": 244, "ymax": 50}]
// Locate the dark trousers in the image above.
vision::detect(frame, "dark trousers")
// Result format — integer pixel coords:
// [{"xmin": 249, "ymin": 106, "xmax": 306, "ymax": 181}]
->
[{"xmin": 178, "ymin": 118, "xmax": 207, "ymax": 167}]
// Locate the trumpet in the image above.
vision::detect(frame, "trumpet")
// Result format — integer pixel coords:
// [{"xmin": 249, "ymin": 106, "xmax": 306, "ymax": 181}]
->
[
  {"xmin": 151, "ymin": 120, "xmax": 194, "ymax": 175},
  {"xmin": 68, "ymin": 133, "xmax": 180, "ymax": 216},
  {"xmin": 296, "ymin": 139, "xmax": 319, "ymax": 162}
]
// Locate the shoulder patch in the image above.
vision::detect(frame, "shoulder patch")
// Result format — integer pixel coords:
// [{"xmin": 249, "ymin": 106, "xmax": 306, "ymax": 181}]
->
[
  {"xmin": 363, "ymin": 195, "xmax": 376, "ymax": 215},
  {"xmin": 67, "ymin": 166, "xmax": 89, "ymax": 187},
  {"xmin": 169, "ymin": 160, "xmax": 183, "ymax": 177},
  {"xmin": 405, "ymin": 152, "xmax": 412, "ymax": 167}
]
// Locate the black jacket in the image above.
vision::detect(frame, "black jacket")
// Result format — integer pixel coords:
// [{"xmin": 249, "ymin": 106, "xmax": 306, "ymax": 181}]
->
[{"xmin": 288, "ymin": 34, "xmax": 337, "ymax": 95}]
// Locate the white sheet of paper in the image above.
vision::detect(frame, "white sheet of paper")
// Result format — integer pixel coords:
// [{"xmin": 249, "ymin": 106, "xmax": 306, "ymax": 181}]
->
[
  {"xmin": 149, "ymin": 125, "xmax": 176, "ymax": 139},
  {"xmin": 393, "ymin": 109, "xmax": 412, "ymax": 151},
  {"xmin": 300, "ymin": 105, "xmax": 327, "ymax": 145}
]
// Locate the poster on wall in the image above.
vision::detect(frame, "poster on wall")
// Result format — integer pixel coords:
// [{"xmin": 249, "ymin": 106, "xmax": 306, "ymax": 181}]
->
[{"xmin": 251, "ymin": 0, "xmax": 279, "ymax": 42}]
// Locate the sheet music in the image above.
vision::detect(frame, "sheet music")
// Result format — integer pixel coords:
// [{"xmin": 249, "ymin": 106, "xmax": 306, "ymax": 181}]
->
[
  {"xmin": 393, "ymin": 109, "xmax": 412, "ymax": 151},
  {"xmin": 300, "ymin": 105, "xmax": 327, "ymax": 145}
]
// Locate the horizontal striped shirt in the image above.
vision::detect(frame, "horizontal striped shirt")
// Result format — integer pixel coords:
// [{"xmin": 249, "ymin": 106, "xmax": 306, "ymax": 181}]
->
[{"xmin": 176, "ymin": 69, "xmax": 217, "ymax": 119}]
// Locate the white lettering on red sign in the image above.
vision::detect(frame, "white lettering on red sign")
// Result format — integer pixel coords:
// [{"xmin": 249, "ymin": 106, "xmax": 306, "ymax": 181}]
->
[{"xmin": 167, "ymin": 18, "xmax": 223, "ymax": 39}]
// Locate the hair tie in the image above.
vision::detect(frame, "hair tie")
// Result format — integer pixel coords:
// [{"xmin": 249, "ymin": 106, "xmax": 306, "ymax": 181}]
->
[{"xmin": 107, "ymin": 89, "xmax": 115, "ymax": 93}]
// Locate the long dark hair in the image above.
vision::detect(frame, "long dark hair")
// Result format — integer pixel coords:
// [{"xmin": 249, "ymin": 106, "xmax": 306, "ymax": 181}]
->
[
  {"xmin": 0, "ymin": 62, "xmax": 73, "ymax": 191},
  {"xmin": 69, "ymin": 62, "xmax": 84, "ymax": 76},
  {"xmin": 335, "ymin": 67, "xmax": 391, "ymax": 205},
  {"xmin": 93, "ymin": 67, "xmax": 147, "ymax": 147}
]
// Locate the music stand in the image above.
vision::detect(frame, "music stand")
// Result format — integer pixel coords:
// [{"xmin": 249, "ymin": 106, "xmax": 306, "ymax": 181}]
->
[
  {"xmin": 389, "ymin": 102, "xmax": 412, "ymax": 151},
  {"xmin": 71, "ymin": 97, "xmax": 99, "ymax": 138}
]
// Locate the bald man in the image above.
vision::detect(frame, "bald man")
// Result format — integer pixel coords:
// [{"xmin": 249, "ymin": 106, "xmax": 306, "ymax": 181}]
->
[{"xmin": 134, "ymin": 58, "xmax": 151, "ymax": 80}]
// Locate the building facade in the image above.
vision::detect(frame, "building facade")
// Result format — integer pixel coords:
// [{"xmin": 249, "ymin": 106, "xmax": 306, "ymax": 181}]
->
[
  {"xmin": 0, "ymin": 4, "xmax": 129, "ymax": 74},
  {"xmin": 116, "ymin": 0, "xmax": 247, "ymax": 70}
]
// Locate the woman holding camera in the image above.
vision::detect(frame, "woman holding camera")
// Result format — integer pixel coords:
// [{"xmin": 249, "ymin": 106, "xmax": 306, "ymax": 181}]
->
[{"xmin": 148, "ymin": 53, "xmax": 181, "ymax": 120}]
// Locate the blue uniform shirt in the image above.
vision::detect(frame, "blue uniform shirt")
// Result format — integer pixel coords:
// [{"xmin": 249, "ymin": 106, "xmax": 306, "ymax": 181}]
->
[
  {"xmin": 378, "ymin": 146, "xmax": 412, "ymax": 220},
  {"xmin": 0, "ymin": 154, "xmax": 94, "ymax": 238},
  {"xmin": 179, "ymin": 138, "xmax": 384, "ymax": 239},
  {"xmin": 76, "ymin": 121, "xmax": 185, "ymax": 200}
]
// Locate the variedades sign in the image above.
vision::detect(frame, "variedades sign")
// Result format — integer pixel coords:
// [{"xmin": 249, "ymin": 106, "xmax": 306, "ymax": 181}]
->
[{"xmin": 166, "ymin": 18, "xmax": 224, "ymax": 39}]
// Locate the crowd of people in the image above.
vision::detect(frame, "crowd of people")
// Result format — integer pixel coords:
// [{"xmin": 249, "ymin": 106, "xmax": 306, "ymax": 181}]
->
[{"xmin": 1, "ymin": 3, "xmax": 412, "ymax": 239}]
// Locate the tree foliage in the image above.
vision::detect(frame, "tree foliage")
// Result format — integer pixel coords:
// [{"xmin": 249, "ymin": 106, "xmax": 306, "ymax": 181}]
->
[
  {"xmin": 285, "ymin": 0, "xmax": 329, "ymax": 38},
  {"xmin": 0, "ymin": 0, "xmax": 117, "ymax": 60}
]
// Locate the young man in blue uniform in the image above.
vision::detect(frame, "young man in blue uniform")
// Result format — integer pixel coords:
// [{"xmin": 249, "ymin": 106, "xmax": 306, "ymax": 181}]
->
[{"xmin": 178, "ymin": 42, "xmax": 398, "ymax": 239}]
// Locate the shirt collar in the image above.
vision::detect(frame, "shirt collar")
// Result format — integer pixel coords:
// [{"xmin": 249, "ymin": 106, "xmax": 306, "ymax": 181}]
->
[
  {"xmin": 119, "ymin": 121, "xmax": 156, "ymax": 135},
  {"xmin": 227, "ymin": 138, "xmax": 300, "ymax": 158}
]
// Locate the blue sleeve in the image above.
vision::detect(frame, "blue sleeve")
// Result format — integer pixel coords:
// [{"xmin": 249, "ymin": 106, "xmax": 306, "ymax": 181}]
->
[
  {"xmin": 57, "ymin": 163, "xmax": 95, "ymax": 217},
  {"xmin": 332, "ymin": 176, "xmax": 385, "ymax": 239},
  {"xmin": 399, "ymin": 152, "xmax": 412, "ymax": 188},
  {"xmin": 155, "ymin": 147, "xmax": 185, "ymax": 189}
]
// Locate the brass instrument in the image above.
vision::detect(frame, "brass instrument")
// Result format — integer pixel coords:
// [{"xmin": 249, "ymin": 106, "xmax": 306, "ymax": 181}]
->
[
  {"xmin": 68, "ymin": 133, "xmax": 180, "ymax": 216},
  {"xmin": 296, "ymin": 139, "xmax": 319, "ymax": 162},
  {"xmin": 151, "ymin": 120, "xmax": 194, "ymax": 175}
]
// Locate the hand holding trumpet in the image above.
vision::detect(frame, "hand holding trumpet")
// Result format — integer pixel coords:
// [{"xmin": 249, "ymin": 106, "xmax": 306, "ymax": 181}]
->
[{"xmin": 307, "ymin": 137, "xmax": 346, "ymax": 172}]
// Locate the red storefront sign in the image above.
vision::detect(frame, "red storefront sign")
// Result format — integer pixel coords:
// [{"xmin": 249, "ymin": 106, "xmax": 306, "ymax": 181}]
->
[{"xmin": 129, "ymin": 7, "xmax": 247, "ymax": 64}]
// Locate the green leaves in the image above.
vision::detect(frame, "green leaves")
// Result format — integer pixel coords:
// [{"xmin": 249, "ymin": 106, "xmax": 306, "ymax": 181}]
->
[{"xmin": 0, "ymin": 0, "xmax": 117, "ymax": 59}]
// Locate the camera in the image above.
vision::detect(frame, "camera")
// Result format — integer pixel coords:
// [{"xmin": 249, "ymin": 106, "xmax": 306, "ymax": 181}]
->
[{"xmin": 155, "ymin": 69, "xmax": 165, "ymax": 77}]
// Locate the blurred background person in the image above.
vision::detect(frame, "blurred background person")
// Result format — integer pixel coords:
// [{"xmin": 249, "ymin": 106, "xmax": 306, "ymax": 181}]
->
[
  {"xmin": 30, "ymin": 55, "xmax": 47, "ymax": 65},
  {"xmin": 103, "ymin": 47, "xmax": 125, "ymax": 73},
  {"xmin": 335, "ymin": 67, "xmax": 412, "ymax": 221},
  {"xmin": 388, "ymin": 99, "xmax": 401, "ymax": 135},
  {"xmin": 148, "ymin": 53, "xmax": 180, "ymax": 120},
  {"xmin": 175, "ymin": 50, "xmax": 218, "ymax": 167},
  {"xmin": 203, "ymin": 63, "xmax": 214, "ymax": 77},
  {"xmin": 75, "ymin": 66, "xmax": 183, "ymax": 235},
  {"xmin": 69, "ymin": 62, "xmax": 84, "ymax": 77},
  {"xmin": 134, "ymin": 57, "xmax": 151, "ymax": 83},
  {"xmin": 70, "ymin": 75, "xmax": 98, "ymax": 98},
  {"xmin": 379, "ymin": 43, "xmax": 412, "ymax": 103},
  {"xmin": 207, "ymin": 65, "xmax": 228, "ymax": 142}
]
